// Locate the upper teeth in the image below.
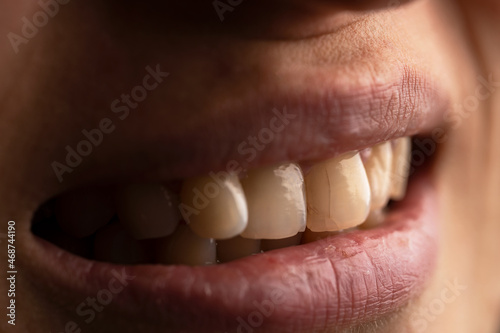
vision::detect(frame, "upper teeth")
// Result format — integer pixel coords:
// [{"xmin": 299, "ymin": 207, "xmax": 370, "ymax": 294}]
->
[
  {"xmin": 114, "ymin": 137, "xmax": 411, "ymax": 241},
  {"xmin": 52, "ymin": 137, "xmax": 412, "ymax": 265}
]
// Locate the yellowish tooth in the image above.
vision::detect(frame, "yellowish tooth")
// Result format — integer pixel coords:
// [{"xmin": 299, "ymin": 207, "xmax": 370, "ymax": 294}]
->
[
  {"xmin": 390, "ymin": 137, "xmax": 411, "ymax": 200},
  {"xmin": 240, "ymin": 163, "xmax": 306, "ymax": 240},
  {"xmin": 180, "ymin": 173, "xmax": 247, "ymax": 240},
  {"xmin": 115, "ymin": 183, "xmax": 180, "ymax": 240},
  {"xmin": 54, "ymin": 187, "xmax": 115, "ymax": 238},
  {"xmin": 217, "ymin": 236, "xmax": 261, "ymax": 263},
  {"xmin": 94, "ymin": 222, "xmax": 150, "ymax": 265},
  {"xmin": 156, "ymin": 224, "xmax": 216, "ymax": 266},
  {"xmin": 305, "ymin": 152, "xmax": 371, "ymax": 232},
  {"xmin": 365, "ymin": 142, "xmax": 393, "ymax": 209},
  {"xmin": 261, "ymin": 233, "xmax": 302, "ymax": 251}
]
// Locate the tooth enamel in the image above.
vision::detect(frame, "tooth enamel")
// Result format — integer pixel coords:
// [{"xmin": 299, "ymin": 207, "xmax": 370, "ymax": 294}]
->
[
  {"xmin": 94, "ymin": 222, "xmax": 150, "ymax": 265},
  {"xmin": 365, "ymin": 142, "xmax": 393, "ymax": 209},
  {"xmin": 115, "ymin": 183, "xmax": 180, "ymax": 240},
  {"xmin": 390, "ymin": 137, "xmax": 411, "ymax": 200},
  {"xmin": 240, "ymin": 163, "xmax": 306, "ymax": 240},
  {"xmin": 305, "ymin": 152, "xmax": 371, "ymax": 232},
  {"xmin": 260, "ymin": 233, "xmax": 302, "ymax": 251},
  {"xmin": 54, "ymin": 187, "xmax": 115, "ymax": 238},
  {"xmin": 156, "ymin": 224, "xmax": 216, "ymax": 266},
  {"xmin": 180, "ymin": 173, "xmax": 247, "ymax": 240},
  {"xmin": 217, "ymin": 236, "xmax": 261, "ymax": 263}
]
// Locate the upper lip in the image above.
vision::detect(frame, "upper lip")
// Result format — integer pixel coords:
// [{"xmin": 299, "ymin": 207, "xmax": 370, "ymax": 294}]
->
[{"xmin": 46, "ymin": 54, "xmax": 448, "ymax": 198}]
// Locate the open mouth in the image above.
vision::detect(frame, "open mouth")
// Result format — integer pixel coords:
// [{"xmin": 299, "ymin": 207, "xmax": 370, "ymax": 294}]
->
[
  {"xmin": 30, "ymin": 133, "xmax": 439, "ymax": 332},
  {"xmin": 33, "ymin": 137, "xmax": 414, "ymax": 265}
]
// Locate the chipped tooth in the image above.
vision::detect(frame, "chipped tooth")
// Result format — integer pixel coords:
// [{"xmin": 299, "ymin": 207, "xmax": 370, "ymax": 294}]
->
[
  {"xmin": 390, "ymin": 137, "xmax": 412, "ymax": 200},
  {"xmin": 305, "ymin": 152, "xmax": 371, "ymax": 232},
  {"xmin": 302, "ymin": 228, "xmax": 343, "ymax": 244},
  {"xmin": 365, "ymin": 141, "xmax": 393, "ymax": 209},
  {"xmin": 54, "ymin": 187, "xmax": 115, "ymax": 238},
  {"xmin": 180, "ymin": 173, "xmax": 247, "ymax": 240},
  {"xmin": 156, "ymin": 224, "xmax": 216, "ymax": 266},
  {"xmin": 240, "ymin": 163, "xmax": 306, "ymax": 240},
  {"xmin": 94, "ymin": 222, "xmax": 150, "ymax": 265},
  {"xmin": 115, "ymin": 183, "xmax": 180, "ymax": 240},
  {"xmin": 261, "ymin": 233, "xmax": 302, "ymax": 251},
  {"xmin": 217, "ymin": 236, "xmax": 261, "ymax": 263}
]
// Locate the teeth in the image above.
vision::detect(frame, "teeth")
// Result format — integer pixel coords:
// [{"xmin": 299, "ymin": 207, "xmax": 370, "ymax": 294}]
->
[
  {"xmin": 217, "ymin": 236, "xmax": 261, "ymax": 263},
  {"xmin": 305, "ymin": 152, "xmax": 371, "ymax": 232},
  {"xmin": 240, "ymin": 163, "xmax": 306, "ymax": 240},
  {"xmin": 115, "ymin": 183, "xmax": 180, "ymax": 240},
  {"xmin": 365, "ymin": 142, "xmax": 393, "ymax": 209},
  {"xmin": 46, "ymin": 136, "xmax": 413, "ymax": 265},
  {"xmin": 156, "ymin": 224, "xmax": 216, "ymax": 266},
  {"xmin": 54, "ymin": 187, "xmax": 115, "ymax": 238},
  {"xmin": 390, "ymin": 137, "xmax": 412, "ymax": 200},
  {"xmin": 261, "ymin": 233, "xmax": 302, "ymax": 251},
  {"xmin": 94, "ymin": 222, "xmax": 150, "ymax": 265},
  {"xmin": 180, "ymin": 173, "xmax": 248, "ymax": 240}
]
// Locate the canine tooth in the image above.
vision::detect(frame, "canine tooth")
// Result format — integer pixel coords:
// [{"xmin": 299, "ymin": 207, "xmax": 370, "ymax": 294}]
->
[
  {"xmin": 261, "ymin": 233, "xmax": 302, "ymax": 251},
  {"xmin": 390, "ymin": 137, "xmax": 411, "ymax": 200},
  {"xmin": 180, "ymin": 173, "xmax": 247, "ymax": 240},
  {"xmin": 305, "ymin": 152, "xmax": 371, "ymax": 232},
  {"xmin": 365, "ymin": 142, "xmax": 393, "ymax": 209},
  {"xmin": 240, "ymin": 163, "xmax": 306, "ymax": 239},
  {"xmin": 94, "ymin": 222, "xmax": 150, "ymax": 265},
  {"xmin": 55, "ymin": 187, "xmax": 115, "ymax": 238},
  {"xmin": 156, "ymin": 224, "xmax": 216, "ymax": 266},
  {"xmin": 217, "ymin": 236, "xmax": 261, "ymax": 263},
  {"xmin": 115, "ymin": 183, "xmax": 180, "ymax": 240}
]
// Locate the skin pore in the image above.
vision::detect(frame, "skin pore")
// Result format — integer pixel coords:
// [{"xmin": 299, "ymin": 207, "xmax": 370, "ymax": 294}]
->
[{"xmin": 0, "ymin": 0, "xmax": 500, "ymax": 332}]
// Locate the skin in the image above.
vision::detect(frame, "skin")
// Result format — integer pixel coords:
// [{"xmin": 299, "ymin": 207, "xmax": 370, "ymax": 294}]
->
[{"xmin": 0, "ymin": 0, "xmax": 499, "ymax": 332}]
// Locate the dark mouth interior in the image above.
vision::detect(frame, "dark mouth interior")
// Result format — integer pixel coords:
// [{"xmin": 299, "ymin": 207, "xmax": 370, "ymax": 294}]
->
[{"xmin": 30, "ymin": 136, "xmax": 438, "ymax": 266}]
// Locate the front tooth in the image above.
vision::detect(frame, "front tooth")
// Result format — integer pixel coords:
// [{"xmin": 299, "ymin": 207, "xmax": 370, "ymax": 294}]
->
[
  {"xmin": 365, "ymin": 142, "xmax": 393, "ymax": 209},
  {"xmin": 115, "ymin": 183, "xmax": 180, "ymax": 240},
  {"xmin": 180, "ymin": 173, "xmax": 247, "ymax": 240},
  {"xmin": 217, "ymin": 236, "xmax": 261, "ymax": 263},
  {"xmin": 156, "ymin": 224, "xmax": 216, "ymax": 266},
  {"xmin": 54, "ymin": 187, "xmax": 115, "ymax": 238},
  {"xmin": 390, "ymin": 137, "xmax": 411, "ymax": 200},
  {"xmin": 305, "ymin": 152, "xmax": 371, "ymax": 232},
  {"xmin": 240, "ymin": 163, "xmax": 306, "ymax": 240}
]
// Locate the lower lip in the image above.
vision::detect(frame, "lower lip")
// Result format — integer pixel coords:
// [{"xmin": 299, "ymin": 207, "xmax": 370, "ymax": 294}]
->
[{"xmin": 29, "ymin": 167, "xmax": 438, "ymax": 332}]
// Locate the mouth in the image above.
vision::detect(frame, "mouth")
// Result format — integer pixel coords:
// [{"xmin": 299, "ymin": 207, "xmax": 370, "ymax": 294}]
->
[
  {"xmin": 25, "ymin": 56, "xmax": 447, "ymax": 332},
  {"xmin": 30, "ymin": 138, "xmax": 440, "ymax": 332}
]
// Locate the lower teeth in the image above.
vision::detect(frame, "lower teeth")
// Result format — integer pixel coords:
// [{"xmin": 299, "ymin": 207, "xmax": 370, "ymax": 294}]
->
[{"xmin": 31, "ymin": 201, "xmax": 389, "ymax": 266}]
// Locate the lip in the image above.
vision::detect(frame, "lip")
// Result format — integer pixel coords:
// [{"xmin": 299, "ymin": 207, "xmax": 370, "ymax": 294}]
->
[
  {"xmin": 26, "ymin": 161, "xmax": 438, "ymax": 332},
  {"xmin": 57, "ymin": 67, "xmax": 447, "ymax": 194}
]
